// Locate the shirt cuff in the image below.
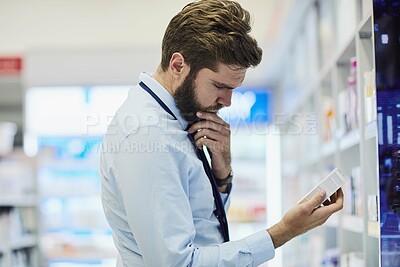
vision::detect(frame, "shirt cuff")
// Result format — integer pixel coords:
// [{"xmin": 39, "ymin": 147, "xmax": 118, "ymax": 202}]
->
[{"xmin": 243, "ymin": 230, "xmax": 275, "ymax": 266}]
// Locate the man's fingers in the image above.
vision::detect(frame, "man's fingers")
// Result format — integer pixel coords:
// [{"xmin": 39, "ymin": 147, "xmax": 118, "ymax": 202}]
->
[
  {"xmin": 320, "ymin": 188, "xmax": 344, "ymax": 213},
  {"xmin": 306, "ymin": 189, "xmax": 326, "ymax": 210},
  {"xmin": 193, "ymin": 128, "xmax": 225, "ymax": 142},
  {"xmin": 188, "ymin": 121, "xmax": 230, "ymax": 135}
]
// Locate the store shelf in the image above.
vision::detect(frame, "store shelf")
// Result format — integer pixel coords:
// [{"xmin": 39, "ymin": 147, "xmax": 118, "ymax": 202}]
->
[
  {"xmin": 365, "ymin": 121, "xmax": 377, "ymax": 140},
  {"xmin": 38, "ymin": 158, "xmax": 100, "ymax": 171},
  {"xmin": 278, "ymin": 1, "xmax": 379, "ymax": 265},
  {"xmin": 45, "ymin": 227, "xmax": 112, "ymax": 235},
  {"xmin": 342, "ymin": 214, "xmax": 364, "ymax": 234},
  {"xmin": 321, "ymin": 139, "xmax": 336, "ymax": 157},
  {"xmin": 337, "ymin": 35, "xmax": 356, "ymax": 66},
  {"xmin": 357, "ymin": 12, "xmax": 373, "ymax": 37},
  {"xmin": 9, "ymin": 235, "xmax": 37, "ymax": 250},
  {"xmin": 44, "ymin": 248, "xmax": 118, "ymax": 261},
  {"xmin": 40, "ymin": 192, "xmax": 100, "ymax": 198},
  {"xmin": 0, "ymin": 195, "xmax": 38, "ymax": 207},
  {"xmin": 339, "ymin": 130, "xmax": 360, "ymax": 151},
  {"xmin": 0, "ymin": 234, "xmax": 36, "ymax": 253}
]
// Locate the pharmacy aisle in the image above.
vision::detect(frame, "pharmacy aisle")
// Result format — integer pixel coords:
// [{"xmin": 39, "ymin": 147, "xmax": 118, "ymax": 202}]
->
[{"xmin": 270, "ymin": 0, "xmax": 399, "ymax": 266}]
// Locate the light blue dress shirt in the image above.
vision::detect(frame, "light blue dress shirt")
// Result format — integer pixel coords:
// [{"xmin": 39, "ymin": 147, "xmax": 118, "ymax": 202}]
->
[{"xmin": 99, "ymin": 72, "xmax": 275, "ymax": 266}]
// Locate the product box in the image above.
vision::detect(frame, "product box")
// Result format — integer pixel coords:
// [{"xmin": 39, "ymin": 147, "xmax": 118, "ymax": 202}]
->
[{"xmin": 368, "ymin": 194, "xmax": 378, "ymax": 221}]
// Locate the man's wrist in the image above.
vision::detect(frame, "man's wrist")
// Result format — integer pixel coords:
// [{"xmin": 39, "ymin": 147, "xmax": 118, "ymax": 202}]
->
[
  {"xmin": 215, "ymin": 168, "xmax": 233, "ymax": 187},
  {"xmin": 266, "ymin": 221, "xmax": 293, "ymax": 249}
]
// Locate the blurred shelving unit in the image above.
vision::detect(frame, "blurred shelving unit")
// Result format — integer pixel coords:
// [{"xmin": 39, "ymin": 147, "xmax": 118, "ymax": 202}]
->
[
  {"xmin": 214, "ymin": 81, "xmax": 271, "ymax": 241},
  {"xmin": 274, "ymin": 0, "xmax": 378, "ymax": 266},
  {"xmin": 24, "ymin": 85, "xmax": 130, "ymax": 267},
  {"xmin": 228, "ymin": 157, "xmax": 267, "ymax": 241},
  {"xmin": 0, "ymin": 150, "xmax": 39, "ymax": 267},
  {"xmin": 36, "ymin": 142, "xmax": 117, "ymax": 267},
  {"xmin": 222, "ymin": 102, "xmax": 270, "ymax": 241}
]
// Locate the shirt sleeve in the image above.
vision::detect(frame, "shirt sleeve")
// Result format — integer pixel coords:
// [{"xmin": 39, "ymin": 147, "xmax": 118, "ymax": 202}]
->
[
  {"xmin": 112, "ymin": 126, "xmax": 275, "ymax": 266},
  {"xmin": 220, "ymin": 185, "xmax": 231, "ymax": 209}
]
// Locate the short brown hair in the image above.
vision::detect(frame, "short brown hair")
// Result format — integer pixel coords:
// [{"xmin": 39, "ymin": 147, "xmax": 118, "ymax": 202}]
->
[{"xmin": 160, "ymin": 0, "xmax": 262, "ymax": 74}]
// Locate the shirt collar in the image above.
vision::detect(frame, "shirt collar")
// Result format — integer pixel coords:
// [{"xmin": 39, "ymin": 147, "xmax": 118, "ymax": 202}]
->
[{"xmin": 139, "ymin": 72, "xmax": 189, "ymax": 130}]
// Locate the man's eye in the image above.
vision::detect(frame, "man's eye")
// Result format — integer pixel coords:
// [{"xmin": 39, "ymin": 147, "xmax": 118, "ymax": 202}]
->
[{"xmin": 214, "ymin": 84, "xmax": 224, "ymax": 89}]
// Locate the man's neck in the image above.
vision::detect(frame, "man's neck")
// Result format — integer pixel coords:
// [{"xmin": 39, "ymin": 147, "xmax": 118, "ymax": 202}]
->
[{"xmin": 153, "ymin": 67, "xmax": 174, "ymax": 95}]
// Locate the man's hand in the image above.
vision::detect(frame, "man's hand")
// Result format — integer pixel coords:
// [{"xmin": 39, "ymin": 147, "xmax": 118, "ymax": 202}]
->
[
  {"xmin": 187, "ymin": 111, "xmax": 232, "ymax": 180},
  {"xmin": 267, "ymin": 188, "xmax": 344, "ymax": 248}
]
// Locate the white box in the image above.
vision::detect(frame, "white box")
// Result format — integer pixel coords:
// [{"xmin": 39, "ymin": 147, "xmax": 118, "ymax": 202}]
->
[{"xmin": 298, "ymin": 168, "xmax": 348, "ymax": 205}]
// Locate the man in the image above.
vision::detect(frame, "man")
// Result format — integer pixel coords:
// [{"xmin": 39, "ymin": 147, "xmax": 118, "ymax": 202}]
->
[{"xmin": 99, "ymin": 0, "xmax": 344, "ymax": 266}]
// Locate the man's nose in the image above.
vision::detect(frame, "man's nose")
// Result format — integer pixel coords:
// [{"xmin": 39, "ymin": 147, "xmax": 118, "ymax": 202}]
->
[{"xmin": 217, "ymin": 89, "xmax": 233, "ymax": 107}]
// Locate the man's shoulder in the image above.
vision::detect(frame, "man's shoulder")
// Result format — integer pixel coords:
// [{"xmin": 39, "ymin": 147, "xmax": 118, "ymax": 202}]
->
[{"xmin": 114, "ymin": 88, "xmax": 172, "ymax": 136}]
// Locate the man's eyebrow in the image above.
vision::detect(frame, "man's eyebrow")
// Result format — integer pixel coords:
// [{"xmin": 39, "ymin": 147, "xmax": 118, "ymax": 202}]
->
[{"xmin": 212, "ymin": 80, "xmax": 236, "ymax": 90}]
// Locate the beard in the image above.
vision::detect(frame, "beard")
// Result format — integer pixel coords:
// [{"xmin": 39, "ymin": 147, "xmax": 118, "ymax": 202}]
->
[{"xmin": 173, "ymin": 72, "xmax": 224, "ymax": 125}]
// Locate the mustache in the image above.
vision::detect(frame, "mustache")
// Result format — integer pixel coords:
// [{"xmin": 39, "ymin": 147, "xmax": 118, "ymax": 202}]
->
[{"xmin": 202, "ymin": 104, "xmax": 225, "ymax": 113}]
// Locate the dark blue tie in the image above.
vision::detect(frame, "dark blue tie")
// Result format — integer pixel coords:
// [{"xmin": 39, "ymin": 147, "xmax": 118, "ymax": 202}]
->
[{"xmin": 186, "ymin": 132, "xmax": 230, "ymax": 242}]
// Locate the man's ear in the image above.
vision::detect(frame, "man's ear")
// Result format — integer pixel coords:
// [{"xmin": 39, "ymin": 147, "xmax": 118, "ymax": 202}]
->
[{"xmin": 169, "ymin": 52, "xmax": 190, "ymax": 79}]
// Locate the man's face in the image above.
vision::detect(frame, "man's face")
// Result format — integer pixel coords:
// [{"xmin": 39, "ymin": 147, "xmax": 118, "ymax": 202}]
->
[{"xmin": 173, "ymin": 63, "xmax": 246, "ymax": 124}]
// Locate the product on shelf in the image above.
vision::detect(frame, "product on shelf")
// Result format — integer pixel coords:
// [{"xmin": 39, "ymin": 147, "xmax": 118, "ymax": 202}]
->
[
  {"xmin": 364, "ymin": 69, "xmax": 377, "ymax": 123},
  {"xmin": 321, "ymin": 247, "xmax": 339, "ymax": 267},
  {"xmin": 337, "ymin": 90, "xmax": 347, "ymax": 138},
  {"xmin": 351, "ymin": 166, "xmax": 363, "ymax": 216},
  {"xmin": 227, "ymin": 202, "xmax": 266, "ymax": 223},
  {"xmin": 322, "ymin": 96, "xmax": 335, "ymax": 142},
  {"xmin": 336, "ymin": 57, "xmax": 360, "ymax": 138},
  {"xmin": 368, "ymin": 195, "xmax": 378, "ymax": 221},
  {"xmin": 343, "ymin": 166, "xmax": 363, "ymax": 216},
  {"xmin": 345, "ymin": 58, "xmax": 359, "ymax": 132}
]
